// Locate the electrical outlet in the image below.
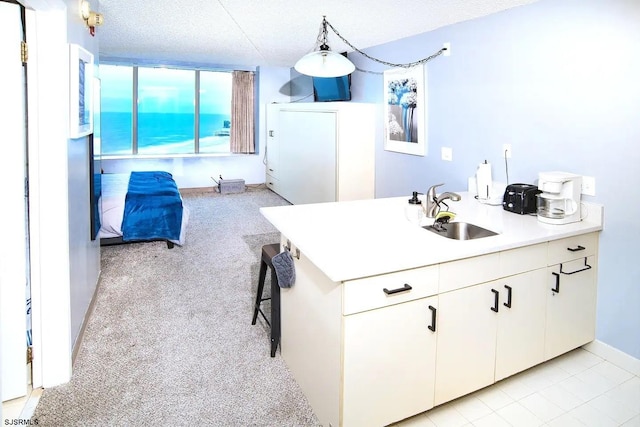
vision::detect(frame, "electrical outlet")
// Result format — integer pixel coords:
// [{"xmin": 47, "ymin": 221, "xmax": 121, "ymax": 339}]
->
[
  {"xmin": 443, "ymin": 42, "xmax": 451, "ymax": 56},
  {"xmin": 441, "ymin": 147, "xmax": 453, "ymax": 161},
  {"xmin": 582, "ymin": 176, "xmax": 596, "ymax": 196},
  {"xmin": 502, "ymin": 144, "xmax": 512, "ymax": 159}
]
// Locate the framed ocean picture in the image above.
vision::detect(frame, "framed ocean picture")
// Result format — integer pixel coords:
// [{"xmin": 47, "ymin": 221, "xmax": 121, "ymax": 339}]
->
[
  {"xmin": 69, "ymin": 43, "xmax": 94, "ymax": 138},
  {"xmin": 383, "ymin": 64, "xmax": 426, "ymax": 156}
]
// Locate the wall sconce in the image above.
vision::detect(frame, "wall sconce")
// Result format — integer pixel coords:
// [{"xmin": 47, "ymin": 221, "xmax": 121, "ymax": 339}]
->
[
  {"xmin": 80, "ymin": 0, "xmax": 104, "ymax": 37},
  {"xmin": 80, "ymin": 0, "xmax": 90, "ymax": 20}
]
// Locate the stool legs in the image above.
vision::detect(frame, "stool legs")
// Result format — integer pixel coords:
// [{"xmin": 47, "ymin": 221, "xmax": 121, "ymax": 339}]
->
[
  {"xmin": 252, "ymin": 243, "xmax": 282, "ymax": 357},
  {"xmin": 252, "ymin": 260, "xmax": 270, "ymax": 326},
  {"xmin": 270, "ymin": 268, "xmax": 280, "ymax": 357}
]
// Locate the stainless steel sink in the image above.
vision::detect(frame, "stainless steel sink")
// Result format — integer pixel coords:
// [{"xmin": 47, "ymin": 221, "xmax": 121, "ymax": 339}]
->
[{"xmin": 422, "ymin": 222, "xmax": 498, "ymax": 240}]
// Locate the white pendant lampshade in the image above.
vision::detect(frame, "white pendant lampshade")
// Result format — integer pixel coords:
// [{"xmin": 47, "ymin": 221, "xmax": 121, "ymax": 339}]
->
[{"xmin": 294, "ymin": 48, "xmax": 356, "ymax": 78}]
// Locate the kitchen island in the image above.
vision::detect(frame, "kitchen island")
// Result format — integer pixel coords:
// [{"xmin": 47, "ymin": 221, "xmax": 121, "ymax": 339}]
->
[{"xmin": 260, "ymin": 193, "xmax": 604, "ymax": 427}]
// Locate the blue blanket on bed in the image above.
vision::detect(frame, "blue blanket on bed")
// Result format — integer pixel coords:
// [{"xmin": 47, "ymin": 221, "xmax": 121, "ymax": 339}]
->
[{"xmin": 121, "ymin": 171, "xmax": 183, "ymax": 242}]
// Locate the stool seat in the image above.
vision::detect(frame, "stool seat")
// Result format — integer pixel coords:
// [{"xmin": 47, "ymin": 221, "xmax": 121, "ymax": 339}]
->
[{"xmin": 251, "ymin": 243, "xmax": 282, "ymax": 357}]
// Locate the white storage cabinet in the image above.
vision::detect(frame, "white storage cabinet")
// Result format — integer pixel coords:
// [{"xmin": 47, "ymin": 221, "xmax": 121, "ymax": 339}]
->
[
  {"xmin": 265, "ymin": 102, "xmax": 375, "ymax": 205},
  {"xmin": 278, "ymin": 231, "xmax": 600, "ymax": 427}
]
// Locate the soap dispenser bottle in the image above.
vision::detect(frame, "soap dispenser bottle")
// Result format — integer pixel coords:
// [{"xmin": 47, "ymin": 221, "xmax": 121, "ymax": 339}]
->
[{"xmin": 405, "ymin": 191, "xmax": 424, "ymax": 225}]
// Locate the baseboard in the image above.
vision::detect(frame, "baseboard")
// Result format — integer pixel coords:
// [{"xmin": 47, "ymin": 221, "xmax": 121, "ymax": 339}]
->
[
  {"xmin": 582, "ymin": 340, "xmax": 640, "ymax": 376},
  {"xmin": 179, "ymin": 186, "xmax": 215, "ymax": 194},
  {"xmin": 179, "ymin": 183, "xmax": 268, "ymax": 195},
  {"xmin": 72, "ymin": 270, "xmax": 103, "ymax": 366}
]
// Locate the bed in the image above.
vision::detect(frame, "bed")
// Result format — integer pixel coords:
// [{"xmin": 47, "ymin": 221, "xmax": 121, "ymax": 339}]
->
[{"xmin": 98, "ymin": 171, "xmax": 189, "ymax": 248}]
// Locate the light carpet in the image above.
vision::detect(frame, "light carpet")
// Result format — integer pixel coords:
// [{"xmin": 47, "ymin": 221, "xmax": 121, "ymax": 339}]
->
[{"xmin": 32, "ymin": 187, "xmax": 319, "ymax": 426}]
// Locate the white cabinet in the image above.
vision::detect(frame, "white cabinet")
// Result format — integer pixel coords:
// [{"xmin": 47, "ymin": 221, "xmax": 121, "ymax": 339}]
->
[
  {"xmin": 435, "ymin": 269, "xmax": 548, "ymax": 404},
  {"xmin": 278, "ymin": 233, "xmax": 599, "ymax": 426},
  {"xmin": 343, "ymin": 296, "xmax": 438, "ymax": 426},
  {"xmin": 435, "ymin": 280, "xmax": 498, "ymax": 405},
  {"xmin": 544, "ymin": 233, "xmax": 599, "ymax": 360},
  {"xmin": 494, "ymin": 269, "xmax": 547, "ymax": 381},
  {"xmin": 435, "ymin": 244, "xmax": 548, "ymax": 404},
  {"xmin": 265, "ymin": 102, "xmax": 375, "ymax": 205},
  {"xmin": 265, "ymin": 118, "xmax": 280, "ymax": 192},
  {"xmin": 342, "ymin": 265, "xmax": 439, "ymax": 426},
  {"xmin": 279, "ymin": 244, "xmax": 343, "ymax": 427}
]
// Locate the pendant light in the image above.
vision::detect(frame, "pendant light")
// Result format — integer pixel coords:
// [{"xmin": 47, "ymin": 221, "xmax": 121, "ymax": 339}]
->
[
  {"xmin": 295, "ymin": 16, "xmax": 450, "ymax": 77},
  {"xmin": 294, "ymin": 16, "xmax": 355, "ymax": 78}
]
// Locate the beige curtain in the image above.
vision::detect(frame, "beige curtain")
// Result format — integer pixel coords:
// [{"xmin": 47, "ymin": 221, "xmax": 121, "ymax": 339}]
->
[{"xmin": 230, "ymin": 71, "xmax": 255, "ymax": 154}]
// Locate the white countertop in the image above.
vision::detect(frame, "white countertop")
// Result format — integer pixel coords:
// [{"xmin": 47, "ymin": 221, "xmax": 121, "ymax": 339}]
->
[{"xmin": 260, "ymin": 192, "xmax": 604, "ymax": 282}]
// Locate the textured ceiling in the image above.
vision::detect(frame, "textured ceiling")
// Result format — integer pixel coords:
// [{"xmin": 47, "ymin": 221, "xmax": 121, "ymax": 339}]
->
[{"xmin": 98, "ymin": 0, "xmax": 538, "ymax": 68}]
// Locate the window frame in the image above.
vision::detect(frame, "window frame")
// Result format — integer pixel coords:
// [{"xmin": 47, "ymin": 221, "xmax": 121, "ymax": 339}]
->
[{"xmin": 99, "ymin": 62, "xmax": 236, "ymax": 158}]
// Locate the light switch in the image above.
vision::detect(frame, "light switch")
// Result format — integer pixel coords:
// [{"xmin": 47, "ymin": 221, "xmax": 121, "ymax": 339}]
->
[
  {"xmin": 582, "ymin": 176, "xmax": 596, "ymax": 196},
  {"xmin": 441, "ymin": 147, "xmax": 453, "ymax": 161}
]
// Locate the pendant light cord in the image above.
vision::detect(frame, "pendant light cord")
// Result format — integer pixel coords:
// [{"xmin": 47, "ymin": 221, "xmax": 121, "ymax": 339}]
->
[{"xmin": 324, "ymin": 18, "xmax": 448, "ymax": 71}]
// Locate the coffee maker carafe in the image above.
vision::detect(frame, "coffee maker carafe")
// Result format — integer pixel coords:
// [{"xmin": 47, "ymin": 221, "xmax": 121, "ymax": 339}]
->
[{"xmin": 536, "ymin": 172, "xmax": 582, "ymax": 225}]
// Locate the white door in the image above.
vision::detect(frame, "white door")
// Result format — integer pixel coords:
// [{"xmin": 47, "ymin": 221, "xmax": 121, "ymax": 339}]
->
[
  {"xmin": 278, "ymin": 110, "xmax": 337, "ymax": 205},
  {"xmin": 343, "ymin": 296, "xmax": 438, "ymax": 426},
  {"xmin": 495, "ymin": 269, "xmax": 547, "ymax": 381},
  {"xmin": 435, "ymin": 282, "xmax": 498, "ymax": 405},
  {"xmin": 0, "ymin": 0, "xmax": 29, "ymax": 402},
  {"xmin": 544, "ymin": 256, "xmax": 597, "ymax": 361}
]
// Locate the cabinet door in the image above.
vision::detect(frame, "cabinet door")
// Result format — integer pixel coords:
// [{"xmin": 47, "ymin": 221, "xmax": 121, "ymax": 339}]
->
[
  {"xmin": 343, "ymin": 296, "xmax": 438, "ymax": 427},
  {"xmin": 544, "ymin": 256, "xmax": 597, "ymax": 360},
  {"xmin": 278, "ymin": 110, "xmax": 337, "ymax": 204},
  {"xmin": 265, "ymin": 104, "xmax": 280, "ymax": 178},
  {"xmin": 495, "ymin": 269, "xmax": 547, "ymax": 381},
  {"xmin": 435, "ymin": 283, "xmax": 498, "ymax": 405}
]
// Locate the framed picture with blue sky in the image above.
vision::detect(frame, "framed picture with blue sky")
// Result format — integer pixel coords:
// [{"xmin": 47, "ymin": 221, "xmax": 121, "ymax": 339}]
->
[{"xmin": 383, "ymin": 64, "xmax": 426, "ymax": 156}]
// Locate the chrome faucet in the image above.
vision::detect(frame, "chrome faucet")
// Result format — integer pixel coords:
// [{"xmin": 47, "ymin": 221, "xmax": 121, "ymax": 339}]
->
[{"xmin": 425, "ymin": 183, "xmax": 461, "ymax": 218}]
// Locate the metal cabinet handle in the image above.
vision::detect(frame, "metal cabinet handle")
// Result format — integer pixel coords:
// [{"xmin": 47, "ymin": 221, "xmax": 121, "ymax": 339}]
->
[
  {"xmin": 428, "ymin": 305, "xmax": 437, "ymax": 332},
  {"xmin": 383, "ymin": 283, "xmax": 412, "ymax": 295},
  {"xmin": 567, "ymin": 245, "xmax": 586, "ymax": 252},
  {"xmin": 552, "ymin": 272, "xmax": 560, "ymax": 293},
  {"xmin": 504, "ymin": 285, "xmax": 512, "ymax": 308},
  {"xmin": 491, "ymin": 289, "xmax": 499, "ymax": 312},
  {"xmin": 560, "ymin": 257, "xmax": 592, "ymax": 275}
]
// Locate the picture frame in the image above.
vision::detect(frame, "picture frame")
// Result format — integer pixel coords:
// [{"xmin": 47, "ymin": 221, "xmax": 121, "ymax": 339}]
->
[
  {"xmin": 90, "ymin": 77, "xmax": 102, "ymax": 241},
  {"xmin": 383, "ymin": 64, "xmax": 426, "ymax": 156},
  {"xmin": 69, "ymin": 43, "xmax": 94, "ymax": 138}
]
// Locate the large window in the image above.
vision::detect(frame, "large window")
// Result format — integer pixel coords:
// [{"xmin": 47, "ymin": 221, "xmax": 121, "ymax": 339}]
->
[
  {"xmin": 100, "ymin": 65, "xmax": 133, "ymax": 154},
  {"xmin": 199, "ymin": 71, "xmax": 232, "ymax": 154},
  {"xmin": 100, "ymin": 64, "xmax": 232, "ymax": 155}
]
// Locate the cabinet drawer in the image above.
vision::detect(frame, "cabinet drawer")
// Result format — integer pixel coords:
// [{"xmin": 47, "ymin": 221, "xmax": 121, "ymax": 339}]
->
[
  {"xmin": 547, "ymin": 233, "xmax": 598, "ymax": 265},
  {"xmin": 500, "ymin": 243, "xmax": 547, "ymax": 277},
  {"xmin": 439, "ymin": 253, "xmax": 500, "ymax": 293},
  {"xmin": 343, "ymin": 266, "xmax": 438, "ymax": 315},
  {"xmin": 265, "ymin": 174, "xmax": 280, "ymax": 192}
]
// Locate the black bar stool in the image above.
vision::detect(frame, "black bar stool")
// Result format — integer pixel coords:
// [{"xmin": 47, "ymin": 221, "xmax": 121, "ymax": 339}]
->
[{"xmin": 251, "ymin": 243, "xmax": 281, "ymax": 357}]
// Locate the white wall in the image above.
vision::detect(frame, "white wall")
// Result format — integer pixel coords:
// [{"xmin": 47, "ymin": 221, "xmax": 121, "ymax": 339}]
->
[
  {"xmin": 66, "ymin": 0, "xmax": 101, "ymax": 357},
  {"xmin": 350, "ymin": 0, "xmax": 640, "ymax": 359}
]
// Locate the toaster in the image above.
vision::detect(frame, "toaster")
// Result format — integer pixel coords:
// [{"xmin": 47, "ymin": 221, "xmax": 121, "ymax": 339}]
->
[{"xmin": 502, "ymin": 184, "xmax": 540, "ymax": 214}]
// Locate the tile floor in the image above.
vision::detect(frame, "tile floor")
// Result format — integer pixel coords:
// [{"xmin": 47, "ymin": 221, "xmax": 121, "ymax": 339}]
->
[
  {"xmin": 3, "ymin": 348, "xmax": 638, "ymax": 426},
  {"xmin": 2, "ymin": 385, "xmax": 42, "ymax": 423},
  {"xmin": 393, "ymin": 348, "xmax": 640, "ymax": 427}
]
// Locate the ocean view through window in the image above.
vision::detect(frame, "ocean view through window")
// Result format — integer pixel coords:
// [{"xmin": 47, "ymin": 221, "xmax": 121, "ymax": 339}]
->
[{"xmin": 100, "ymin": 64, "xmax": 232, "ymax": 155}]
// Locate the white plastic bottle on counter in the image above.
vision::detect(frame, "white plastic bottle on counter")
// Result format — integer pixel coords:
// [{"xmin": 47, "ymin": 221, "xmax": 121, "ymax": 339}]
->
[{"xmin": 405, "ymin": 191, "xmax": 424, "ymax": 225}]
